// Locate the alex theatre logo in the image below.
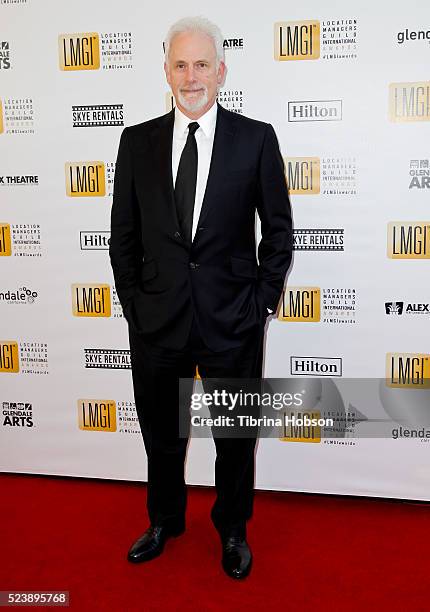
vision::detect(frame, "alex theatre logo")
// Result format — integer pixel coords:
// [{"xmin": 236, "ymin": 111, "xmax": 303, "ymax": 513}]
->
[
  {"xmin": 274, "ymin": 21, "xmax": 320, "ymax": 61},
  {"xmin": 59, "ymin": 33, "xmax": 100, "ymax": 70},
  {"xmin": 387, "ymin": 222, "xmax": 430, "ymax": 259},
  {"xmin": 279, "ymin": 287, "xmax": 321, "ymax": 322},
  {"xmin": 0, "ymin": 341, "xmax": 19, "ymax": 373},
  {"xmin": 78, "ymin": 399, "xmax": 116, "ymax": 431},
  {"xmin": 0, "ymin": 223, "xmax": 11, "ymax": 255},
  {"xmin": 389, "ymin": 82, "xmax": 430, "ymax": 122},
  {"xmin": 65, "ymin": 162, "xmax": 105, "ymax": 196},
  {"xmin": 386, "ymin": 353, "xmax": 430, "ymax": 388},
  {"xmin": 284, "ymin": 157, "xmax": 320, "ymax": 194},
  {"xmin": 72, "ymin": 284, "xmax": 111, "ymax": 317}
]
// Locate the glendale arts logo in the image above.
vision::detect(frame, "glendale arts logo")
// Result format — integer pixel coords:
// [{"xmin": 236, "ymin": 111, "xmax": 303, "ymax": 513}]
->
[
  {"xmin": 2, "ymin": 402, "xmax": 34, "ymax": 428},
  {"xmin": 72, "ymin": 104, "xmax": 124, "ymax": 128},
  {"xmin": 397, "ymin": 28, "xmax": 430, "ymax": 45},
  {"xmin": 386, "ymin": 353, "xmax": 430, "ymax": 388},
  {"xmin": 0, "ymin": 41, "xmax": 11, "ymax": 69},
  {"xmin": 293, "ymin": 229, "xmax": 344, "ymax": 251},
  {"xmin": 59, "ymin": 32, "xmax": 133, "ymax": 71},
  {"xmin": 389, "ymin": 82, "xmax": 430, "ymax": 122},
  {"xmin": 288, "ymin": 100, "xmax": 342, "ymax": 122},
  {"xmin": 274, "ymin": 18, "xmax": 358, "ymax": 61},
  {"xmin": 387, "ymin": 222, "xmax": 430, "ymax": 258},
  {"xmin": 409, "ymin": 159, "xmax": 430, "ymax": 189}
]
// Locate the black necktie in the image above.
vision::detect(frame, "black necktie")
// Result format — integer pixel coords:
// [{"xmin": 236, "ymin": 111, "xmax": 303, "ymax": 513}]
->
[{"xmin": 174, "ymin": 122, "xmax": 199, "ymax": 244}]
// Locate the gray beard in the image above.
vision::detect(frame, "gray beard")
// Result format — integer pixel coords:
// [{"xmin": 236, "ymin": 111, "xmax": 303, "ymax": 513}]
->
[{"xmin": 177, "ymin": 88, "xmax": 209, "ymax": 113}]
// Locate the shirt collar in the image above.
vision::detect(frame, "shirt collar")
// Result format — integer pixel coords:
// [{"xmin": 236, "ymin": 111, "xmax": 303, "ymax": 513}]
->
[{"xmin": 174, "ymin": 101, "xmax": 218, "ymax": 139}]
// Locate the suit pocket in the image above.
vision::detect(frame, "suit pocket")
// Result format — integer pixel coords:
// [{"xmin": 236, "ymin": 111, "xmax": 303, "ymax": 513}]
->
[
  {"xmin": 141, "ymin": 259, "xmax": 158, "ymax": 282},
  {"xmin": 230, "ymin": 255, "xmax": 258, "ymax": 279}
]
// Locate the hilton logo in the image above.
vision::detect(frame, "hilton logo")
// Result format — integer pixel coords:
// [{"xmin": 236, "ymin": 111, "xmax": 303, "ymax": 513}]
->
[
  {"xmin": 59, "ymin": 33, "xmax": 100, "ymax": 70},
  {"xmin": 65, "ymin": 162, "xmax": 105, "ymax": 197},
  {"xmin": 288, "ymin": 100, "xmax": 342, "ymax": 122},
  {"xmin": 279, "ymin": 288, "xmax": 321, "ymax": 322},
  {"xmin": 0, "ymin": 223, "xmax": 11, "ymax": 255},
  {"xmin": 290, "ymin": 356, "xmax": 342, "ymax": 376},
  {"xmin": 72, "ymin": 284, "xmax": 111, "ymax": 317},
  {"xmin": 389, "ymin": 82, "xmax": 430, "ymax": 122},
  {"xmin": 274, "ymin": 20, "xmax": 320, "ymax": 61},
  {"xmin": 285, "ymin": 157, "xmax": 320, "ymax": 194},
  {"xmin": 80, "ymin": 231, "xmax": 110, "ymax": 250},
  {"xmin": 0, "ymin": 341, "xmax": 19, "ymax": 372},
  {"xmin": 78, "ymin": 399, "xmax": 116, "ymax": 431},
  {"xmin": 387, "ymin": 222, "xmax": 430, "ymax": 259},
  {"xmin": 386, "ymin": 353, "xmax": 430, "ymax": 388}
]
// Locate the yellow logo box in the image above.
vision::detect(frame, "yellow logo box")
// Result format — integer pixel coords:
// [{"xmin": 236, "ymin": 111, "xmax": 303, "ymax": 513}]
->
[
  {"xmin": 59, "ymin": 33, "xmax": 100, "ymax": 70},
  {"xmin": 281, "ymin": 412, "xmax": 321, "ymax": 443},
  {"xmin": 279, "ymin": 287, "xmax": 321, "ymax": 322},
  {"xmin": 387, "ymin": 222, "xmax": 430, "ymax": 259},
  {"xmin": 274, "ymin": 21, "xmax": 320, "ymax": 61},
  {"xmin": 65, "ymin": 162, "xmax": 105, "ymax": 197},
  {"xmin": 72, "ymin": 284, "xmax": 111, "ymax": 317},
  {"xmin": 0, "ymin": 223, "xmax": 11, "ymax": 256},
  {"xmin": 284, "ymin": 157, "xmax": 320, "ymax": 194},
  {"xmin": 0, "ymin": 100, "xmax": 3, "ymax": 134},
  {"xmin": 0, "ymin": 341, "xmax": 19, "ymax": 373},
  {"xmin": 386, "ymin": 353, "xmax": 430, "ymax": 389},
  {"xmin": 389, "ymin": 82, "xmax": 430, "ymax": 122},
  {"xmin": 78, "ymin": 399, "xmax": 116, "ymax": 431}
]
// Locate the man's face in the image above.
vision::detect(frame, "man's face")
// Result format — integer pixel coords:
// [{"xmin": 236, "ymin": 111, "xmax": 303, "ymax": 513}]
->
[{"xmin": 164, "ymin": 30, "xmax": 226, "ymax": 119}]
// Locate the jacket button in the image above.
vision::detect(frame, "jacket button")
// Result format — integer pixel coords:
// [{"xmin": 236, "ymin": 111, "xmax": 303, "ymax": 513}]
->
[
  {"xmin": 189, "ymin": 262, "xmax": 200, "ymax": 269},
  {"xmin": 174, "ymin": 231, "xmax": 181, "ymax": 238}
]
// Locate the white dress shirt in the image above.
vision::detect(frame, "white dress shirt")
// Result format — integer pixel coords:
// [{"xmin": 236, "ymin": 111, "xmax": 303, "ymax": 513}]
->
[{"xmin": 172, "ymin": 102, "xmax": 217, "ymax": 242}]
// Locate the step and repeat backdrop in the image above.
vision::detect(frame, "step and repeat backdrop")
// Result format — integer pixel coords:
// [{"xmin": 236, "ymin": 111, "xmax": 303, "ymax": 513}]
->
[{"xmin": 1, "ymin": 0, "xmax": 429, "ymax": 500}]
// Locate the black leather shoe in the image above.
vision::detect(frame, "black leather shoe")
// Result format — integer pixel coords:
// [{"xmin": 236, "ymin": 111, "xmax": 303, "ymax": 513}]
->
[
  {"xmin": 221, "ymin": 535, "xmax": 252, "ymax": 579},
  {"xmin": 127, "ymin": 524, "xmax": 184, "ymax": 563}
]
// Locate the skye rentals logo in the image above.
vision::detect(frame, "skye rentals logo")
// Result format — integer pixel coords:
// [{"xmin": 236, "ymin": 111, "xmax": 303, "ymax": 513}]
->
[
  {"xmin": 284, "ymin": 157, "xmax": 320, "ymax": 194},
  {"xmin": 386, "ymin": 353, "xmax": 430, "ymax": 389},
  {"xmin": 59, "ymin": 33, "xmax": 100, "ymax": 70},
  {"xmin": 0, "ymin": 341, "xmax": 19, "ymax": 373},
  {"xmin": 389, "ymin": 82, "xmax": 430, "ymax": 122},
  {"xmin": 65, "ymin": 162, "xmax": 105, "ymax": 196},
  {"xmin": 72, "ymin": 284, "xmax": 111, "ymax": 317},
  {"xmin": 274, "ymin": 20, "xmax": 320, "ymax": 60},
  {"xmin": 387, "ymin": 222, "xmax": 430, "ymax": 259},
  {"xmin": 78, "ymin": 399, "xmax": 116, "ymax": 431}
]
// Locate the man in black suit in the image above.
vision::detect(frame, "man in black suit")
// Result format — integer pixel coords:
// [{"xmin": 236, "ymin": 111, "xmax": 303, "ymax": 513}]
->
[{"xmin": 109, "ymin": 16, "xmax": 292, "ymax": 579}]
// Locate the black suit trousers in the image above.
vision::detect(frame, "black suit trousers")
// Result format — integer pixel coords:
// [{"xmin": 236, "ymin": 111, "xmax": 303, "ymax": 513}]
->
[{"xmin": 128, "ymin": 313, "xmax": 266, "ymax": 538}]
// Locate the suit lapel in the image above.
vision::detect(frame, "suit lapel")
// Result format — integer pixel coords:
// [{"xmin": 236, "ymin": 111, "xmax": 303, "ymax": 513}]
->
[{"xmin": 197, "ymin": 103, "xmax": 237, "ymax": 229}]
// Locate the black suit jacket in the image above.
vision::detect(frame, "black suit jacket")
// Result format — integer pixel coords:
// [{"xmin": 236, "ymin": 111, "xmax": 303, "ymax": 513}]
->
[{"xmin": 109, "ymin": 102, "xmax": 293, "ymax": 351}]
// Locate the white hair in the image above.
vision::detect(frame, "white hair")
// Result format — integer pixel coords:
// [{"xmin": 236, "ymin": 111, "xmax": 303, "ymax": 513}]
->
[{"xmin": 164, "ymin": 16, "xmax": 225, "ymax": 68}]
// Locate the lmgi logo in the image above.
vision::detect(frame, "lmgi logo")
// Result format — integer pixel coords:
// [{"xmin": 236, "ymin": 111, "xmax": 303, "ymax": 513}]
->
[
  {"xmin": 0, "ymin": 341, "xmax": 19, "ymax": 373},
  {"xmin": 387, "ymin": 222, "xmax": 430, "ymax": 259},
  {"xmin": 65, "ymin": 162, "xmax": 105, "ymax": 196},
  {"xmin": 389, "ymin": 82, "xmax": 430, "ymax": 122},
  {"xmin": 281, "ymin": 411, "xmax": 321, "ymax": 443},
  {"xmin": 0, "ymin": 223, "xmax": 11, "ymax": 255},
  {"xmin": 59, "ymin": 33, "xmax": 100, "ymax": 70},
  {"xmin": 274, "ymin": 20, "xmax": 320, "ymax": 61},
  {"xmin": 72, "ymin": 284, "xmax": 111, "ymax": 317},
  {"xmin": 284, "ymin": 157, "xmax": 320, "ymax": 194},
  {"xmin": 387, "ymin": 353, "xmax": 430, "ymax": 389},
  {"xmin": 78, "ymin": 399, "xmax": 116, "ymax": 431},
  {"xmin": 279, "ymin": 287, "xmax": 321, "ymax": 322}
]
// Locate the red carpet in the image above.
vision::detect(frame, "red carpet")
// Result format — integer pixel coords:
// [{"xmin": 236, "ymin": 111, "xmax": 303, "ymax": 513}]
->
[{"xmin": 1, "ymin": 473, "xmax": 429, "ymax": 611}]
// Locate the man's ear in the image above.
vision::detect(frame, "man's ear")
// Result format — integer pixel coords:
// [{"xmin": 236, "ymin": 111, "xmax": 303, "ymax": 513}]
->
[
  {"xmin": 217, "ymin": 61, "xmax": 227, "ymax": 88},
  {"xmin": 164, "ymin": 61, "xmax": 170, "ymax": 85}
]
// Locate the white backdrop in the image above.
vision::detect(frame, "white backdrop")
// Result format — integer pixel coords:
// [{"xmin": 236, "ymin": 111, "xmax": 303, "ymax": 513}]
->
[{"xmin": 1, "ymin": 0, "xmax": 429, "ymax": 500}]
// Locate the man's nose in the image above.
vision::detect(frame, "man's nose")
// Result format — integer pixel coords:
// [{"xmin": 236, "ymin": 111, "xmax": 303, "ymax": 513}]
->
[{"xmin": 184, "ymin": 65, "xmax": 196, "ymax": 82}]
